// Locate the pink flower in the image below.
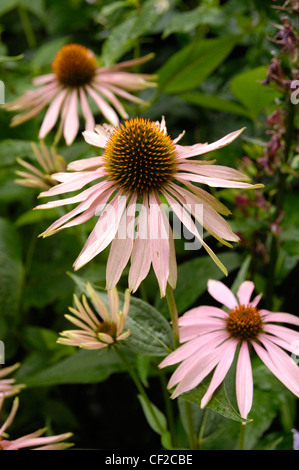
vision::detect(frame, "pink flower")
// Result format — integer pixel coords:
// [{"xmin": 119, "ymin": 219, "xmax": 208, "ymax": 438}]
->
[
  {"xmin": 3, "ymin": 43, "xmax": 156, "ymax": 145},
  {"xmin": 36, "ymin": 117, "xmax": 262, "ymax": 296},
  {"xmin": 0, "ymin": 364, "xmax": 24, "ymax": 399},
  {"xmin": 0, "ymin": 396, "xmax": 73, "ymax": 450},
  {"xmin": 159, "ymin": 279, "xmax": 299, "ymax": 422},
  {"xmin": 57, "ymin": 283, "xmax": 130, "ymax": 349}
]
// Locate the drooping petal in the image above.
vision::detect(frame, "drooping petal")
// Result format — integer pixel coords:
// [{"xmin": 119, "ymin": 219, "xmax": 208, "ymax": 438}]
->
[
  {"xmin": 149, "ymin": 192, "xmax": 170, "ymax": 297},
  {"xmin": 79, "ymin": 87, "xmax": 95, "ymax": 131},
  {"xmin": 201, "ymin": 339, "xmax": 238, "ymax": 408},
  {"xmin": 128, "ymin": 195, "xmax": 152, "ymax": 293},
  {"xmin": 236, "ymin": 341, "xmax": 253, "ymax": 421},
  {"xmin": 86, "ymin": 85, "xmax": 119, "ymax": 126},
  {"xmin": 39, "ymin": 88, "xmax": 68, "ymax": 139},
  {"xmin": 63, "ymin": 88, "xmax": 80, "ymax": 145},
  {"xmin": 106, "ymin": 194, "xmax": 137, "ymax": 290}
]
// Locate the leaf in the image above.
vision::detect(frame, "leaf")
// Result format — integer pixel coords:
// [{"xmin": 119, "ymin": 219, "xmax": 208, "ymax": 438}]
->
[
  {"xmin": 158, "ymin": 35, "xmax": 239, "ymax": 94},
  {"xmin": 163, "ymin": 5, "xmax": 223, "ymax": 38},
  {"xmin": 138, "ymin": 394, "xmax": 168, "ymax": 435},
  {"xmin": 18, "ymin": 348, "xmax": 125, "ymax": 387},
  {"xmin": 180, "ymin": 380, "xmax": 247, "ymax": 423},
  {"xmin": 0, "ymin": 139, "xmax": 33, "ymax": 168},
  {"xmin": 180, "ymin": 91, "xmax": 250, "ymax": 117},
  {"xmin": 156, "ymin": 252, "xmax": 242, "ymax": 315},
  {"xmin": 230, "ymin": 66, "xmax": 278, "ymax": 120},
  {"xmin": 0, "ymin": 218, "xmax": 23, "ymax": 319}
]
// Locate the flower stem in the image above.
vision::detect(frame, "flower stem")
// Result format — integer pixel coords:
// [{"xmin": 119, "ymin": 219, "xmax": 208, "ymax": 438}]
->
[
  {"xmin": 165, "ymin": 283, "xmax": 180, "ymax": 349},
  {"xmin": 238, "ymin": 423, "xmax": 246, "ymax": 450},
  {"xmin": 184, "ymin": 400, "xmax": 200, "ymax": 450},
  {"xmin": 18, "ymin": 6, "xmax": 37, "ymax": 49},
  {"xmin": 114, "ymin": 346, "xmax": 165, "ymax": 436},
  {"xmin": 165, "ymin": 283, "xmax": 198, "ymax": 450}
]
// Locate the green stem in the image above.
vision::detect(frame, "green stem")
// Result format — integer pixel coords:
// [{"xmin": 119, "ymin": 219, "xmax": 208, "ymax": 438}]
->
[
  {"xmin": 165, "ymin": 283, "xmax": 180, "ymax": 349},
  {"xmin": 238, "ymin": 423, "xmax": 246, "ymax": 450},
  {"xmin": 158, "ymin": 367, "xmax": 176, "ymax": 447},
  {"xmin": 198, "ymin": 408, "xmax": 208, "ymax": 449},
  {"xmin": 18, "ymin": 6, "xmax": 37, "ymax": 49},
  {"xmin": 114, "ymin": 347, "xmax": 165, "ymax": 436},
  {"xmin": 165, "ymin": 283, "xmax": 199, "ymax": 450},
  {"xmin": 184, "ymin": 401, "xmax": 200, "ymax": 450}
]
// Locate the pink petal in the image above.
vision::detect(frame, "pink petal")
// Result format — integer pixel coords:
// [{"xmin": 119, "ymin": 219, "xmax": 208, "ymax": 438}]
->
[
  {"xmin": 67, "ymin": 156, "xmax": 104, "ymax": 171},
  {"xmin": 175, "ymin": 128, "xmax": 245, "ymax": 159},
  {"xmin": 32, "ymin": 73, "xmax": 56, "ymax": 85},
  {"xmin": 39, "ymin": 88, "xmax": 68, "ymax": 139},
  {"xmin": 260, "ymin": 310, "xmax": 299, "ymax": 326},
  {"xmin": 237, "ymin": 281, "xmax": 255, "ymax": 306},
  {"xmin": 149, "ymin": 192, "xmax": 170, "ymax": 297},
  {"xmin": 201, "ymin": 339, "xmax": 238, "ymax": 408},
  {"xmin": 128, "ymin": 196, "xmax": 152, "ymax": 293},
  {"xmin": 207, "ymin": 280, "xmax": 238, "ymax": 310},
  {"xmin": 176, "ymin": 173, "xmax": 263, "ymax": 189},
  {"xmin": 178, "ymin": 163, "xmax": 248, "ymax": 181},
  {"xmin": 73, "ymin": 193, "xmax": 126, "ymax": 270},
  {"xmin": 82, "ymin": 129, "xmax": 110, "ymax": 148},
  {"xmin": 252, "ymin": 339, "xmax": 299, "ymax": 397},
  {"xmin": 86, "ymin": 85, "xmax": 119, "ymax": 126},
  {"xmin": 79, "ymin": 87, "xmax": 95, "ymax": 131},
  {"xmin": 236, "ymin": 341, "xmax": 253, "ymax": 421},
  {"xmin": 63, "ymin": 89, "xmax": 79, "ymax": 145},
  {"xmin": 92, "ymin": 83, "xmax": 128, "ymax": 118},
  {"xmin": 106, "ymin": 194, "xmax": 137, "ymax": 289}
]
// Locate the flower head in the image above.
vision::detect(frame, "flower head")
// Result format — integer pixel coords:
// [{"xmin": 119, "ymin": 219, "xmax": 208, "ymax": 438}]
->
[
  {"xmin": 0, "ymin": 396, "xmax": 73, "ymax": 450},
  {"xmin": 3, "ymin": 44, "xmax": 156, "ymax": 145},
  {"xmin": 15, "ymin": 141, "xmax": 66, "ymax": 190},
  {"xmin": 0, "ymin": 363, "xmax": 24, "ymax": 399},
  {"xmin": 36, "ymin": 117, "xmax": 262, "ymax": 296},
  {"xmin": 57, "ymin": 283, "xmax": 130, "ymax": 349},
  {"xmin": 159, "ymin": 279, "xmax": 299, "ymax": 421}
]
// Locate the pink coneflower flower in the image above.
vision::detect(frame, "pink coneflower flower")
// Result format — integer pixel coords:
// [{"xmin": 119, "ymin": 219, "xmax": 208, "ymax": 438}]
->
[
  {"xmin": 0, "ymin": 364, "xmax": 24, "ymax": 399},
  {"xmin": 15, "ymin": 141, "xmax": 66, "ymax": 190},
  {"xmin": 159, "ymin": 279, "xmax": 299, "ymax": 422},
  {"xmin": 57, "ymin": 283, "xmax": 130, "ymax": 349},
  {"xmin": 36, "ymin": 117, "xmax": 262, "ymax": 296},
  {"xmin": 3, "ymin": 43, "xmax": 156, "ymax": 145},
  {"xmin": 0, "ymin": 396, "xmax": 73, "ymax": 450}
]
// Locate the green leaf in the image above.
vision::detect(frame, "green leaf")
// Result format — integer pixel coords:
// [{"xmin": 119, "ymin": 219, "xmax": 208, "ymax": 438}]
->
[
  {"xmin": 0, "ymin": 218, "xmax": 23, "ymax": 319},
  {"xmin": 230, "ymin": 66, "xmax": 278, "ymax": 120},
  {"xmin": 18, "ymin": 348, "xmax": 125, "ymax": 387},
  {"xmin": 181, "ymin": 380, "xmax": 246, "ymax": 423},
  {"xmin": 138, "ymin": 394, "xmax": 168, "ymax": 435},
  {"xmin": 180, "ymin": 91, "xmax": 250, "ymax": 117},
  {"xmin": 0, "ymin": 139, "xmax": 33, "ymax": 168},
  {"xmin": 162, "ymin": 5, "xmax": 223, "ymax": 38},
  {"xmin": 158, "ymin": 35, "xmax": 239, "ymax": 94},
  {"xmin": 156, "ymin": 252, "xmax": 241, "ymax": 315}
]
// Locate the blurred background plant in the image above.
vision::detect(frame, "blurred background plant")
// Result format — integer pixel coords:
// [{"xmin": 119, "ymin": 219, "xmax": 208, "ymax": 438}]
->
[{"xmin": 0, "ymin": 0, "xmax": 298, "ymax": 450}]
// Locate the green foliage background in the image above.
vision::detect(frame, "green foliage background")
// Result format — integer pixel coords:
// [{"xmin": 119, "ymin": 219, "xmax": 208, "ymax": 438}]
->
[{"xmin": 0, "ymin": 0, "xmax": 298, "ymax": 450}]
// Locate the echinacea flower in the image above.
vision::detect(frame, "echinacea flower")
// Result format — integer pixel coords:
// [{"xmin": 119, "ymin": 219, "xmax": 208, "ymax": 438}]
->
[
  {"xmin": 159, "ymin": 279, "xmax": 299, "ymax": 422},
  {"xmin": 57, "ymin": 283, "xmax": 130, "ymax": 349},
  {"xmin": 0, "ymin": 363, "xmax": 24, "ymax": 399},
  {"xmin": 15, "ymin": 141, "xmax": 66, "ymax": 190},
  {"xmin": 3, "ymin": 43, "xmax": 156, "ymax": 145},
  {"xmin": 0, "ymin": 396, "xmax": 73, "ymax": 450},
  {"xmin": 36, "ymin": 117, "xmax": 262, "ymax": 296}
]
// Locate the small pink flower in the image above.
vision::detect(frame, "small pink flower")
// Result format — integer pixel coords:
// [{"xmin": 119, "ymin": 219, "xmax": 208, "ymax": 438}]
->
[
  {"xmin": 57, "ymin": 283, "xmax": 130, "ymax": 349},
  {"xmin": 36, "ymin": 117, "xmax": 262, "ymax": 296},
  {"xmin": 159, "ymin": 279, "xmax": 299, "ymax": 422},
  {"xmin": 0, "ymin": 396, "xmax": 73, "ymax": 450},
  {"xmin": 3, "ymin": 43, "xmax": 156, "ymax": 145},
  {"xmin": 0, "ymin": 364, "xmax": 24, "ymax": 399}
]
